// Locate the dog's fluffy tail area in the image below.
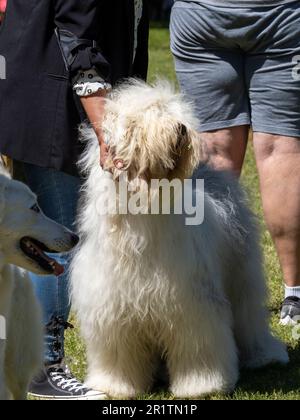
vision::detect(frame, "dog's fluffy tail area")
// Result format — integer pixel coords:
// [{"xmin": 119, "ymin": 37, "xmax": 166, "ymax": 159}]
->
[{"xmin": 241, "ymin": 334, "xmax": 289, "ymax": 369}]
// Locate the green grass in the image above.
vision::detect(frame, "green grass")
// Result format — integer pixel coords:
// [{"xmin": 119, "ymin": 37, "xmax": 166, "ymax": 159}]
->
[
  {"xmin": 64, "ymin": 26, "xmax": 300, "ymax": 401},
  {"xmin": 148, "ymin": 24, "xmax": 177, "ymax": 85}
]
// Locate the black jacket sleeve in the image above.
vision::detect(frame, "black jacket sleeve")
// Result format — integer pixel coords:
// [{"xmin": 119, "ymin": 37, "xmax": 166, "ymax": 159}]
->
[{"xmin": 53, "ymin": 0, "xmax": 110, "ymax": 81}]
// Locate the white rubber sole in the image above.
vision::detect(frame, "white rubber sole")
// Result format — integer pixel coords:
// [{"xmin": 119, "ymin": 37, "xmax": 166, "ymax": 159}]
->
[
  {"xmin": 28, "ymin": 392, "xmax": 108, "ymax": 401},
  {"xmin": 280, "ymin": 315, "xmax": 298, "ymax": 326}
]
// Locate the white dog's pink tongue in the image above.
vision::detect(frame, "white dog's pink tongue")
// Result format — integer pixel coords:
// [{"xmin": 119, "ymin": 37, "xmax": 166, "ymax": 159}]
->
[
  {"xmin": 41, "ymin": 252, "xmax": 65, "ymax": 276},
  {"xmin": 53, "ymin": 261, "xmax": 64, "ymax": 276},
  {"xmin": 32, "ymin": 243, "xmax": 65, "ymax": 276}
]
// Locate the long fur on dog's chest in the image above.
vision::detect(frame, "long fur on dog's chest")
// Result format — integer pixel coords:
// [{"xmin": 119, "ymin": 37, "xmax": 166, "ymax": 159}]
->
[{"xmin": 72, "ymin": 170, "xmax": 242, "ymax": 335}]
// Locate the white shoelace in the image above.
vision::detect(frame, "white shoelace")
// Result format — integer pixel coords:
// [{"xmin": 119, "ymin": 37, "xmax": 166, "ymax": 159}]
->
[{"xmin": 50, "ymin": 371, "xmax": 88, "ymax": 393}]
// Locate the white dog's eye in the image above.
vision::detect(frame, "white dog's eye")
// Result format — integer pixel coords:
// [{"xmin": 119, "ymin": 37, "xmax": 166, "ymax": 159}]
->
[{"xmin": 30, "ymin": 204, "xmax": 41, "ymax": 213}]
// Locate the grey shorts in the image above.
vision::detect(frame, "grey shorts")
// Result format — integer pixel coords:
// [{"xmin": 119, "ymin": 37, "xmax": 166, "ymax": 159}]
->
[{"xmin": 170, "ymin": 1, "xmax": 300, "ymax": 137}]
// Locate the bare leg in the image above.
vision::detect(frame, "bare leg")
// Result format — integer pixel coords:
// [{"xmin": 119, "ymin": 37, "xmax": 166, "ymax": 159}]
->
[
  {"xmin": 203, "ymin": 125, "xmax": 249, "ymax": 176},
  {"xmin": 253, "ymin": 134, "xmax": 300, "ymax": 288}
]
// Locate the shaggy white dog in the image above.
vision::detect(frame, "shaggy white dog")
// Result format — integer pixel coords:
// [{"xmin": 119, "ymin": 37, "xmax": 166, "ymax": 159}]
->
[
  {"xmin": 0, "ymin": 162, "xmax": 78, "ymax": 400},
  {"xmin": 71, "ymin": 80, "xmax": 289, "ymax": 399}
]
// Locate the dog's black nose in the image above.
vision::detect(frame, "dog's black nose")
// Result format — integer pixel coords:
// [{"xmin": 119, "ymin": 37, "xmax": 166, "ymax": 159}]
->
[{"xmin": 71, "ymin": 234, "xmax": 80, "ymax": 246}]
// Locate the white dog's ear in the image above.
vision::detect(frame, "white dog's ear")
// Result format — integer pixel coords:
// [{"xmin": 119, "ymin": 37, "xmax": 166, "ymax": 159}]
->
[
  {"xmin": 179, "ymin": 124, "xmax": 187, "ymax": 137},
  {"xmin": 188, "ymin": 128, "xmax": 204, "ymax": 167},
  {"xmin": 176, "ymin": 124, "xmax": 188, "ymax": 152},
  {"xmin": 171, "ymin": 124, "xmax": 203, "ymax": 179},
  {"xmin": 0, "ymin": 173, "xmax": 9, "ymax": 223}
]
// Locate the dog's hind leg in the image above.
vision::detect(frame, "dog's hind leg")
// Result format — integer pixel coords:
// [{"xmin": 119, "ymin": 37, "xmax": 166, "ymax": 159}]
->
[
  {"xmin": 0, "ymin": 273, "xmax": 14, "ymax": 400},
  {"xmin": 0, "ymin": 341, "xmax": 10, "ymax": 400},
  {"xmin": 167, "ymin": 299, "xmax": 239, "ymax": 398},
  {"xmin": 4, "ymin": 268, "xmax": 43, "ymax": 400},
  {"xmin": 230, "ymin": 246, "xmax": 289, "ymax": 368},
  {"xmin": 5, "ymin": 378, "xmax": 28, "ymax": 401},
  {"xmin": 85, "ymin": 333, "xmax": 156, "ymax": 399}
]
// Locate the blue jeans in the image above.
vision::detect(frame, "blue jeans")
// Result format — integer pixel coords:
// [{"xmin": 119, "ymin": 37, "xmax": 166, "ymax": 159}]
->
[{"xmin": 21, "ymin": 163, "xmax": 81, "ymax": 365}]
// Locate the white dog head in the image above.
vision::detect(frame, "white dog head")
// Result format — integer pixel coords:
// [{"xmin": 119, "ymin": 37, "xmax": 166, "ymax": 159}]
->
[
  {"xmin": 101, "ymin": 80, "xmax": 202, "ymax": 183},
  {"xmin": 0, "ymin": 166, "xmax": 78, "ymax": 275}
]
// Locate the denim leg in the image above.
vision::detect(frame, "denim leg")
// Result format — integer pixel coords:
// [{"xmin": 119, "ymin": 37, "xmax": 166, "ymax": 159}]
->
[{"xmin": 19, "ymin": 163, "xmax": 81, "ymax": 365}]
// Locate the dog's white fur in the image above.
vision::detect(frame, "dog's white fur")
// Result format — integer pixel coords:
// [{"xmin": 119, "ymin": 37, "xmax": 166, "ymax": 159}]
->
[
  {"xmin": 71, "ymin": 80, "xmax": 289, "ymax": 398},
  {"xmin": 0, "ymin": 163, "xmax": 76, "ymax": 400}
]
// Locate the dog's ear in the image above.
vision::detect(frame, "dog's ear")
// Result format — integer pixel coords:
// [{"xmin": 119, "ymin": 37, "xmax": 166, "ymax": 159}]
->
[
  {"xmin": 176, "ymin": 124, "xmax": 188, "ymax": 153},
  {"xmin": 179, "ymin": 124, "xmax": 187, "ymax": 137},
  {"xmin": 171, "ymin": 123, "xmax": 204, "ymax": 179}
]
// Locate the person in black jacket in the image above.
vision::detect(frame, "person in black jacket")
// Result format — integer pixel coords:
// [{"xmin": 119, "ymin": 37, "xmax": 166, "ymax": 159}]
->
[{"xmin": 0, "ymin": 0, "xmax": 149, "ymax": 400}]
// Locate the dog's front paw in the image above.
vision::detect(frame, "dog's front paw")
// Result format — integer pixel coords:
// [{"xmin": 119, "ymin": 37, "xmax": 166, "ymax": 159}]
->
[
  {"xmin": 85, "ymin": 374, "xmax": 139, "ymax": 399},
  {"xmin": 170, "ymin": 372, "xmax": 237, "ymax": 398},
  {"xmin": 0, "ymin": 383, "xmax": 10, "ymax": 401}
]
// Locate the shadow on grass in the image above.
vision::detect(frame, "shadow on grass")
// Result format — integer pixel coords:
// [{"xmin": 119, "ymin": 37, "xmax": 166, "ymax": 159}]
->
[
  {"xmin": 234, "ymin": 343, "xmax": 300, "ymax": 397},
  {"xmin": 138, "ymin": 343, "xmax": 300, "ymax": 400}
]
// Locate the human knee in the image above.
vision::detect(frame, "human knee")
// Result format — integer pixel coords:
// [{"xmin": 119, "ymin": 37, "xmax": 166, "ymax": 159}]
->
[
  {"xmin": 203, "ymin": 133, "xmax": 239, "ymax": 172},
  {"xmin": 254, "ymin": 133, "xmax": 300, "ymax": 163}
]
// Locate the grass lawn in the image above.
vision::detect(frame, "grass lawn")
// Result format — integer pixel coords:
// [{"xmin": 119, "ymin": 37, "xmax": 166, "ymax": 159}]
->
[{"xmin": 64, "ymin": 25, "xmax": 300, "ymax": 401}]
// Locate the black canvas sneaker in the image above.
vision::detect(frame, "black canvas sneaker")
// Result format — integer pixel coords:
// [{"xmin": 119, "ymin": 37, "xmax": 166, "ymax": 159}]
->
[
  {"xmin": 280, "ymin": 296, "xmax": 300, "ymax": 326},
  {"xmin": 28, "ymin": 362, "xmax": 107, "ymax": 400}
]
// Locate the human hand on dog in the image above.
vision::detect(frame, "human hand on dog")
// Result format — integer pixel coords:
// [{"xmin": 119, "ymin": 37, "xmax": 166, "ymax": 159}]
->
[
  {"xmin": 98, "ymin": 136, "xmax": 124, "ymax": 171},
  {"xmin": 99, "ymin": 140, "xmax": 110, "ymax": 169},
  {"xmin": 80, "ymin": 91, "xmax": 125, "ymax": 171}
]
